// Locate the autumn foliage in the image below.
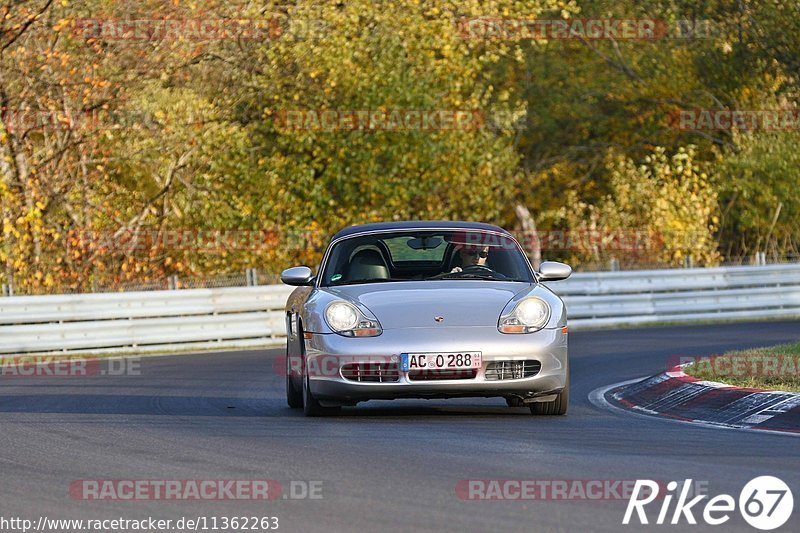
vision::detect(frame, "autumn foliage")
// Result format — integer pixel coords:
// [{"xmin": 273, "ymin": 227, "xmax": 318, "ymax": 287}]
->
[{"xmin": 1, "ymin": 1, "xmax": 798, "ymax": 293}]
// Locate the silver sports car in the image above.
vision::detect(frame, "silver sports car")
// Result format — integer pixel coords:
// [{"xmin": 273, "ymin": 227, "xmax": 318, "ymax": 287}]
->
[{"xmin": 281, "ymin": 221, "xmax": 572, "ymax": 416}]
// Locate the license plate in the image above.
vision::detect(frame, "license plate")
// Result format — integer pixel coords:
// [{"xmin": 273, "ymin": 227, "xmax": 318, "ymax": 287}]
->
[{"xmin": 401, "ymin": 352, "xmax": 482, "ymax": 372}]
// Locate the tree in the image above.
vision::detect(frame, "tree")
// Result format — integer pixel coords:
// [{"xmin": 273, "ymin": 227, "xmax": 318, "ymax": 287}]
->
[{"xmin": 544, "ymin": 146, "xmax": 720, "ymax": 267}]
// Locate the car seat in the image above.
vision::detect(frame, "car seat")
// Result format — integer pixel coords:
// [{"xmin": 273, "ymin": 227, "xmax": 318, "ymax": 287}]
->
[{"xmin": 346, "ymin": 249, "xmax": 390, "ymax": 281}]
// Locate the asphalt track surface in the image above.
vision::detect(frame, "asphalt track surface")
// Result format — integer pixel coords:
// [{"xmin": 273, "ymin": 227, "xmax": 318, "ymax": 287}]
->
[{"xmin": 2, "ymin": 321, "xmax": 800, "ymax": 532}]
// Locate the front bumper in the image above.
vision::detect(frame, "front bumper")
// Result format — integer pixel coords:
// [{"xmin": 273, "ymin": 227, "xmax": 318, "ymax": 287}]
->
[{"xmin": 302, "ymin": 326, "xmax": 568, "ymax": 404}]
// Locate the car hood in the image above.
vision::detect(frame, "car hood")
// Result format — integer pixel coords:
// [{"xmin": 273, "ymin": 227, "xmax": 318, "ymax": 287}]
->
[{"xmin": 325, "ymin": 281, "xmax": 532, "ymax": 329}]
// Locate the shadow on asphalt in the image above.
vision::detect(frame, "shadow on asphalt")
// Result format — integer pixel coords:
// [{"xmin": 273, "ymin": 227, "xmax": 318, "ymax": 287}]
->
[{"xmin": 0, "ymin": 394, "xmax": 543, "ymax": 417}]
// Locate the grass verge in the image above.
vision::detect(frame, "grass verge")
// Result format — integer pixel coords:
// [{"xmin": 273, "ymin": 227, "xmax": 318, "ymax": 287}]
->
[{"xmin": 683, "ymin": 342, "xmax": 800, "ymax": 392}]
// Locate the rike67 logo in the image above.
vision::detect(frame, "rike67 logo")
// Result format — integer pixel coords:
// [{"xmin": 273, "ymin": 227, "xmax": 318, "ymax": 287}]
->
[{"xmin": 624, "ymin": 476, "xmax": 793, "ymax": 530}]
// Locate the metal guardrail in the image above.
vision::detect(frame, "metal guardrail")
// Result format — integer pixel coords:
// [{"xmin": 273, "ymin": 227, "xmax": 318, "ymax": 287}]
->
[
  {"xmin": 0, "ymin": 286, "xmax": 292, "ymax": 355},
  {"xmin": 2, "ymin": 264, "xmax": 799, "ymax": 356},
  {"xmin": 553, "ymin": 263, "xmax": 800, "ymax": 328}
]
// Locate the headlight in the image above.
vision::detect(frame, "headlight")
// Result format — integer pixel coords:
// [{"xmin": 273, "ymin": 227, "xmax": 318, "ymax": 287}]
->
[
  {"xmin": 498, "ymin": 297, "xmax": 551, "ymax": 334},
  {"xmin": 326, "ymin": 302, "xmax": 359, "ymax": 331},
  {"xmin": 325, "ymin": 301, "xmax": 382, "ymax": 337}
]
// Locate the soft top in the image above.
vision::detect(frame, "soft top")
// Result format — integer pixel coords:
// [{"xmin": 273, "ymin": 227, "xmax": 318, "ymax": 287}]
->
[{"xmin": 331, "ymin": 220, "xmax": 510, "ymax": 241}]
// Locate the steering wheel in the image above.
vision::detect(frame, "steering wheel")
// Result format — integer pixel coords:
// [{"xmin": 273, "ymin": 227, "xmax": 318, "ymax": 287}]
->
[
  {"xmin": 461, "ymin": 264, "xmax": 495, "ymax": 273},
  {"xmin": 460, "ymin": 264, "xmax": 511, "ymax": 280}
]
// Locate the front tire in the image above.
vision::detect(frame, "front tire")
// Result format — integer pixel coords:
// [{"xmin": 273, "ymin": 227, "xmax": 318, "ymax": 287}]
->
[
  {"xmin": 529, "ymin": 373, "xmax": 569, "ymax": 415},
  {"xmin": 302, "ymin": 358, "xmax": 340, "ymax": 417},
  {"xmin": 505, "ymin": 396, "xmax": 523, "ymax": 407},
  {"xmin": 286, "ymin": 343, "xmax": 303, "ymax": 408}
]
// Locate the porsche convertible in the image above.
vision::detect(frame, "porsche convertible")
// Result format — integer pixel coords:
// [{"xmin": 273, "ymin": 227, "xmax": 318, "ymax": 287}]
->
[{"xmin": 281, "ymin": 221, "xmax": 572, "ymax": 416}]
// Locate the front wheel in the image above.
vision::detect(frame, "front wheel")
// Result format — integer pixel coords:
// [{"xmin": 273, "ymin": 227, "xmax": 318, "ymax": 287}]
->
[
  {"xmin": 529, "ymin": 374, "xmax": 569, "ymax": 416},
  {"xmin": 505, "ymin": 396, "xmax": 523, "ymax": 407},
  {"xmin": 286, "ymin": 344, "xmax": 303, "ymax": 408},
  {"xmin": 302, "ymin": 364, "xmax": 340, "ymax": 417}
]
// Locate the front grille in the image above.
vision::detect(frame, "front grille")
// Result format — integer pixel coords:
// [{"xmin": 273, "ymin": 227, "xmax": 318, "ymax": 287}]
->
[
  {"xmin": 408, "ymin": 369, "xmax": 478, "ymax": 381},
  {"xmin": 484, "ymin": 360, "xmax": 542, "ymax": 380},
  {"xmin": 341, "ymin": 363, "xmax": 400, "ymax": 383}
]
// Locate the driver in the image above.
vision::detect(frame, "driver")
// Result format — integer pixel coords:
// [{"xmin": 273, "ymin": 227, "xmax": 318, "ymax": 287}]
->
[{"xmin": 450, "ymin": 244, "xmax": 490, "ymax": 273}]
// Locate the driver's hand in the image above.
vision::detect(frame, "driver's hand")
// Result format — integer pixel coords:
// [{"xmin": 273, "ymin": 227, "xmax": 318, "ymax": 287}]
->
[{"xmin": 450, "ymin": 266, "xmax": 462, "ymax": 273}]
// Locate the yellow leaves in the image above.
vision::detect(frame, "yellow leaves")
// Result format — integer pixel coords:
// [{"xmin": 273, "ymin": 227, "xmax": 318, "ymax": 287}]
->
[
  {"xmin": 2, "ymin": 218, "xmax": 15, "ymax": 236},
  {"xmin": 0, "ymin": 0, "xmax": 582, "ymax": 291},
  {"xmin": 53, "ymin": 18, "xmax": 71, "ymax": 32},
  {"xmin": 556, "ymin": 146, "xmax": 721, "ymax": 267}
]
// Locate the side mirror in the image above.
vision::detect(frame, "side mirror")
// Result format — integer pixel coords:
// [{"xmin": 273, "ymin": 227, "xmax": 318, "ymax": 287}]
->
[
  {"xmin": 538, "ymin": 261, "xmax": 572, "ymax": 282},
  {"xmin": 281, "ymin": 266, "xmax": 315, "ymax": 286}
]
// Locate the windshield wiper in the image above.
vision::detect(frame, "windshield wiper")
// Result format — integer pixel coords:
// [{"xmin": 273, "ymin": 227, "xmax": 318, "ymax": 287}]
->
[{"xmin": 426, "ymin": 273, "xmax": 507, "ymax": 281}]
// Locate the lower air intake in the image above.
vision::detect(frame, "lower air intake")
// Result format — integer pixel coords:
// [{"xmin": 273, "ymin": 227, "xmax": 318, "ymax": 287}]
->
[
  {"xmin": 484, "ymin": 360, "xmax": 542, "ymax": 380},
  {"xmin": 341, "ymin": 363, "xmax": 400, "ymax": 383}
]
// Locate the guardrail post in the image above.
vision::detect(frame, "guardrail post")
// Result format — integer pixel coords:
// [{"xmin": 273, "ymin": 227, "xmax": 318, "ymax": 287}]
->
[
  {"xmin": 246, "ymin": 268, "xmax": 258, "ymax": 286},
  {"xmin": 608, "ymin": 258, "xmax": 620, "ymax": 271},
  {"xmin": 168, "ymin": 275, "xmax": 179, "ymax": 290},
  {"xmin": 683, "ymin": 255, "xmax": 694, "ymax": 269},
  {"xmin": 1, "ymin": 282, "xmax": 12, "ymax": 296},
  {"xmin": 756, "ymin": 251, "xmax": 766, "ymax": 265}
]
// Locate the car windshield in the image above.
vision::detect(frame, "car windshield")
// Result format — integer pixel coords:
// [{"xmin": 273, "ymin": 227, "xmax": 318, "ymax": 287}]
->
[{"xmin": 320, "ymin": 230, "xmax": 534, "ymax": 286}]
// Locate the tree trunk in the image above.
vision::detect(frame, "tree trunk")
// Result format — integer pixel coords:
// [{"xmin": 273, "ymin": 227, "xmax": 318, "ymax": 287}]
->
[{"xmin": 514, "ymin": 204, "xmax": 541, "ymax": 270}]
